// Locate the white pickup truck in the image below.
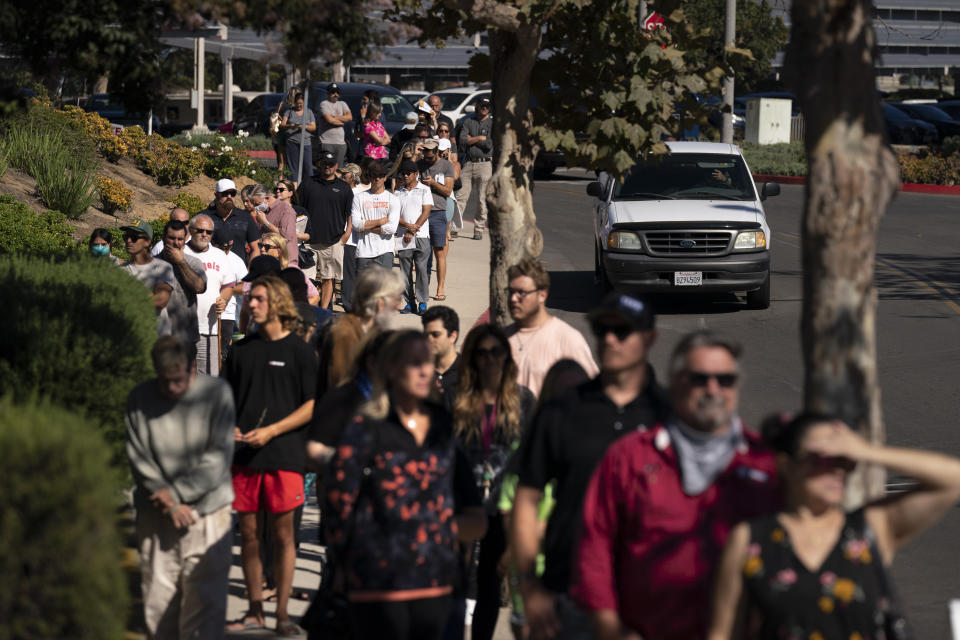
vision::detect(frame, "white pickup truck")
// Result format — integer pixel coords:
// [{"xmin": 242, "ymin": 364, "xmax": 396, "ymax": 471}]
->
[{"xmin": 589, "ymin": 141, "xmax": 780, "ymax": 309}]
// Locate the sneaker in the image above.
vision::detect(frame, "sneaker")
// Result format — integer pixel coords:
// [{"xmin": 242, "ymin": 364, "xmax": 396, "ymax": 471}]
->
[
  {"xmin": 418, "ymin": 302, "xmax": 427, "ymax": 315},
  {"xmin": 400, "ymin": 304, "xmax": 413, "ymax": 315},
  {"xmin": 474, "ymin": 228, "xmax": 483, "ymax": 240}
]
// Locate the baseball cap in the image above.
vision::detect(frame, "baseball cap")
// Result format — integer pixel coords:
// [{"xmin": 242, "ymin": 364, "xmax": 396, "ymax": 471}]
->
[
  {"xmin": 328, "ymin": 83, "xmax": 340, "ymax": 93},
  {"xmin": 243, "ymin": 255, "xmax": 282, "ymax": 282},
  {"xmin": 587, "ymin": 293, "xmax": 655, "ymax": 331},
  {"xmin": 437, "ymin": 138, "xmax": 451, "ymax": 152},
  {"xmin": 211, "ymin": 227, "xmax": 232, "ymax": 246},
  {"xmin": 417, "ymin": 99, "xmax": 433, "ymax": 114},
  {"xmin": 420, "ymin": 138, "xmax": 439, "ymax": 150},
  {"xmin": 317, "ymin": 149, "xmax": 337, "ymax": 165},
  {"xmin": 120, "ymin": 219, "xmax": 153, "ymax": 240},
  {"xmin": 295, "ymin": 301, "xmax": 319, "ymax": 327},
  {"xmin": 215, "ymin": 178, "xmax": 236, "ymax": 194},
  {"xmin": 399, "ymin": 159, "xmax": 419, "ymax": 175},
  {"xmin": 478, "ymin": 97, "xmax": 491, "ymax": 107}
]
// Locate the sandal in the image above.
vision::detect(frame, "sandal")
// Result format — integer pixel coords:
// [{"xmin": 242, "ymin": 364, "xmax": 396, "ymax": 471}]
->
[
  {"xmin": 275, "ymin": 620, "xmax": 305, "ymax": 636},
  {"xmin": 225, "ymin": 615, "xmax": 265, "ymax": 631},
  {"xmin": 433, "ymin": 294, "xmax": 447, "ymax": 301}
]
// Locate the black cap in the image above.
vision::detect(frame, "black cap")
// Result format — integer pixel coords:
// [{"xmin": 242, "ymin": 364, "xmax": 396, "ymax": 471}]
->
[
  {"xmin": 478, "ymin": 97, "xmax": 491, "ymax": 106},
  {"xmin": 588, "ymin": 293, "xmax": 655, "ymax": 331},
  {"xmin": 399, "ymin": 159, "xmax": 419, "ymax": 175},
  {"xmin": 317, "ymin": 149, "xmax": 337, "ymax": 166},
  {"xmin": 211, "ymin": 227, "xmax": 231, "ymax": 246},
  {"xmin": 243, "ymin": 255, "xmax": 282, "ymax": 282},
  {"xmin": 328, "ymin": 83, "xmax": 340, "ymax": 93}
]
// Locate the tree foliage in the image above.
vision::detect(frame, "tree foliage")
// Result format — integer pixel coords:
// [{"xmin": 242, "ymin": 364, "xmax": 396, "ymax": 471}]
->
[{"xmin": 683, "ymin": 0, "xmax": 788, "ymax": 93}]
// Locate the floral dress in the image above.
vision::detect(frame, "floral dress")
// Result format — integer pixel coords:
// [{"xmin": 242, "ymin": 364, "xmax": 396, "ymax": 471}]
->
[
  {"xmin": 742, "ymin": 509, "xmax": 892, "ymax": 640},
  {"xmin": 363, "ymin": 119, "xmax": 388, "ymax": 159}
]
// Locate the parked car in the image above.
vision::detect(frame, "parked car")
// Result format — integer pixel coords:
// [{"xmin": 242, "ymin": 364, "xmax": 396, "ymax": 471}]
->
[
  {"xmin": 230, "ymin": 92, "xmax": 285, "ymax": 135},
  {"xmin": 307, "ymin": 82, "xmax": 417, "ymax": 158},
  {"xmin": 935, "ymin": 100, "xmax": 960, "ymax": 121},
  {"xmin": 85, "ymin": 93, "xmax": 160, "ymax": 133},
  {"xmin": 402, "ymin": 90, "xmax": 429, "ymax": 105},
  {"xmin": 893, "ymin": 102, "xmax": 960, "ymax": 139},
  {"xmin": 588, "ymin": 141, "xmax": 779, "ymax": 309},
  {"xmin": 431, "ymin": 86, "xmax": 492, "ymax": 123},
  {"xmin": 883, "ymin": 103, "xmax": 938, "ymax": 145}
]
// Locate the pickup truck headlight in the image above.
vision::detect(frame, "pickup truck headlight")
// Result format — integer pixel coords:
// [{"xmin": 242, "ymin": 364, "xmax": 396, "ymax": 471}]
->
[
  {"xmin": 608, "ymin": 231, "xmax": 643, "ymax": 250},
  {"xmin": 734, "ymin": 231, "xmax": 766, "ymax": 250}
]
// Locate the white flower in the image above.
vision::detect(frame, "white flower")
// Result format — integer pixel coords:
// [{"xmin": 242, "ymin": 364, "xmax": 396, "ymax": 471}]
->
[
  {"xmin": 200, "ymin": 142, "xmax": 210, "ymax": 149},
  {"xmin": 191, "ymin": 146, "xmax": 198, "ymax": 151},
  {"xmin": 251, "ymin": 170, "xmax": 256, "ymax": 175},
  {"xmin": 223, "ymin": 145, "xmax": 232, "ymax": 152},
  {"xmin": 237, "ymin": 129, "xmax": 249, "ymax": 138},
  {"xmin": 247, "ymin": 160, "xmax": 253, "ymax": 165},
  {"xmin": 184, "ymin": 131, "xmax": 192, "ymax": 140}
]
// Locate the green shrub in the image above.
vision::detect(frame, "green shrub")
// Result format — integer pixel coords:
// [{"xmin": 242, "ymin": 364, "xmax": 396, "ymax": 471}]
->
[
  {"xmin": 95, "ymin": 175, "xmax": 134, "ymax": 215},
  {"xmin": 169, "ymin": 131, "xmax": 274, "ymax": 151},
  {"xmin": 0, "ymin": 99, "xmax": 96, "ymax": 165},
  {"xmin": 133, "ymin": 134, "xmax": 204, "ymax": 187},
  {"xmin": 0, "ymin": 194, "xmax": 75, "ymax": 255},
  {"xmin": 0, "ymin": 148, "xmax": 7, "ymax": 179},
  {"xmin": 0, "ymin": 254, "xmax": 155, "ymax": 465},
  {"xmin": 740, "ymin": 141, "xmax": 808, "ymax": 176},
  {"xmin": 0, "ymin": 398, "xmax": 127, "ymax": 640},
  {"xmin": 169, "ymin": 191, "xmax": 206, "ymax": 216},
  {"xmin": 935, "ymin": 136, "xmax": 960, "ymax": 157},
  {"xmin": 897, "ymin": 152, "xmax": 960, "ymax": 185}
]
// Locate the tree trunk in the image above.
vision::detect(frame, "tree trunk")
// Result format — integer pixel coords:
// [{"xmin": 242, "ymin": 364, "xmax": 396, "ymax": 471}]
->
[
  {"xmin": 784, "ymin": 0, "xmax": 901, "ymax": 505},
  {"xmin": 486, "ymin": 26, "xmax": 544, "ymax": 325}
]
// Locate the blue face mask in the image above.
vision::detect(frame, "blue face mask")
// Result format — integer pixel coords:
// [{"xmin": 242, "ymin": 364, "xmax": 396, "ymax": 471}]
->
[{"xmin": 91, "ymin": 244, "xmax": 111, "ymax": 257}]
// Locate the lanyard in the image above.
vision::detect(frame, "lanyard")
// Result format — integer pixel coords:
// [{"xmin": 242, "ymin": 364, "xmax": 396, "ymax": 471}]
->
[{"xmin": 481, "ymin": 402, "xmax": 497, "ymax": 456}]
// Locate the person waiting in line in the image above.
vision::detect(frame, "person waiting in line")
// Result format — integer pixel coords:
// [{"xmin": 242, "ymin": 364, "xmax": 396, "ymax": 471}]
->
[
  {"xmin": 451, "ymin": 324, "xmax": 535, "ymax": 640},
  {"xmin": 250, "ymin": 183, "xmax": 298, "ymax": 266},
  {"xmin": 324, "ymin": 330, "xmax": 488, "ymax": 640},
  {"xmin": 89, "ymin": 227, "xmax": 119, "ymax": 263},
  {"xmin": 259, "ymin": 232, "xmax": 320, "ymax": 306},
  {"xmin": 707, "ymin": 412, "xmax": 960, "ymax": 640},
  {"xmin": 361, "ymin": 101, "xmax": 391, "ymax": 160},
  {"xmin": 394, "ymin": 158, "xmax": 433, "ymax": 316},
  {"xmin": 350, "ymin": 159, "xmax": 400, "ymax": 273},
  {"xmin": 280, "ymin": 91, "xmax": 316, "ymax": 185}
]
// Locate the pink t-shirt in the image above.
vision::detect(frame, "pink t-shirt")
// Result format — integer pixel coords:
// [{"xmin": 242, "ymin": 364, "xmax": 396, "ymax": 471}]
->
[
  {"xmin": 363, "ymin": 120, "xmax": 388, "ymax": 159},
  {"xmin": 505, "ymin": 316, "xmax": 600, "ymax": 397}
]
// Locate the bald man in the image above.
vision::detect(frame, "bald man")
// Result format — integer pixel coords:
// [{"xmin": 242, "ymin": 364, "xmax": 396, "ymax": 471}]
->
[{"xmin": 152, "ymin": 208, "xmax": 191, "ymax": 257}]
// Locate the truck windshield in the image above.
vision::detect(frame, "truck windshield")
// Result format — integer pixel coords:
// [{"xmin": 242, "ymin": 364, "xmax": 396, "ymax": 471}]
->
[{"xmin": 614, "ymin": 153, "xmax": 755, "ymax": 201}]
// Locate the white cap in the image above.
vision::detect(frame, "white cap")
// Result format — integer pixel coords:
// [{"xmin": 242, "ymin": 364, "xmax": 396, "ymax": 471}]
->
[
  {"xmin": 437, "ymin": 138, "xmax": 452, "ymax": 152},
  {"xmin": 215, "ymin": 178, "xmax": 236, "ymax": 193},
  {"xmin": 417, "ymin": 99, "xmax": 432, "ymax": 114}
]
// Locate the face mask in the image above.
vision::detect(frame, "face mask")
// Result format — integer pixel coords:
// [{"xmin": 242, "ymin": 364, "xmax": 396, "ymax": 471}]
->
[
  {"xmin": 91, "ymin": 245, "xmax": 110, "ymax": 257},
  {"xmin": 255, "ymin": 202, "xmax": 269, "ymax": 212}
]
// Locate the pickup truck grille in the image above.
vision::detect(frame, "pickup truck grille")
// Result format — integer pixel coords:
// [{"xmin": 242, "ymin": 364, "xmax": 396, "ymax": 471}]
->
[{"xmin": 643, "ymin": 230, "xmax": 733, "ymax": 256}]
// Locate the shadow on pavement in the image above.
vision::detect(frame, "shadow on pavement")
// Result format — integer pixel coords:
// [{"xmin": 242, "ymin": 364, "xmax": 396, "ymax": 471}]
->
[{"xmin": 876, "ymin": 253, "xmax": 960, "ymax": 304}]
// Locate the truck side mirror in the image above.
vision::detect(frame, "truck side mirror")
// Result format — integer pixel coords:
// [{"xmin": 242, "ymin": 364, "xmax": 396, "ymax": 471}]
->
[
  {"xmin": 760, "ymin": 182, "xmax": 781, "ymax": 201},
  {"xmin": 586, "ymin": 181, "xmax": 603, "ymax": 198}
]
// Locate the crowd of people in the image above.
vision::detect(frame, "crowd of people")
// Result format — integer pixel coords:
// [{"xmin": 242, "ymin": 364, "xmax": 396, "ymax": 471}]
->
[{"xmin": 91, "ymin": 91, "xmax": 960, "ymax": 640}]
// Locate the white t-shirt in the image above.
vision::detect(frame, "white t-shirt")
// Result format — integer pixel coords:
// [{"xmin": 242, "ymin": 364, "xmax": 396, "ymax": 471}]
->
[
  {"xmin": 221, "ymin": 250, "xmax": 248, "ymax": 322},
  {"xmin": 184, "ymin": 244, "xmax": 238, "ymax": 335},
  {"xmin": 346, "ymin": 184, "xmax": 371, "ymax": 247},
  {"xmin": 350, "ymin": 190, "xmax": 400, "ymax": 259},
  {"xmin": 394, "ymin": 182, "xmax": 432, "ymax": 251}
]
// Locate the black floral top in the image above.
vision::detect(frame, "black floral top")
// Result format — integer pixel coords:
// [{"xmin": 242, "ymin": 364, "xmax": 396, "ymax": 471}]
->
[
  {"xmin": 324, "ymin": 402, "xmax": 481, "ymax": 599},
  {"xmin": 743, "ymin": 509, "xmax": 891, "ymax": 640}
]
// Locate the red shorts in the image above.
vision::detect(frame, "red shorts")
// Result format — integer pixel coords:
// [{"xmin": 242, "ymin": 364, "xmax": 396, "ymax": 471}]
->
[{"xmin": 231, "ymin": 466, "xmax": 305, "ymax": 514}]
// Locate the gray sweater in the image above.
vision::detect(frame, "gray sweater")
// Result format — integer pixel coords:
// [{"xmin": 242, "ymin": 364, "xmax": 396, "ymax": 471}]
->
[{"xmin": 126, "ymin": 374, "xmax": 236, "ymax": 516}]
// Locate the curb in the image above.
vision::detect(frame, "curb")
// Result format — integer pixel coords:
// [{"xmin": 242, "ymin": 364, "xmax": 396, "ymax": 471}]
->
[
  {"xmin": 753, "ymin": 174, "xmax": 960, "ymax": 195},
  {"xmin": 243, "ymin": 150, "xmax": 275, "ymax": 159}
]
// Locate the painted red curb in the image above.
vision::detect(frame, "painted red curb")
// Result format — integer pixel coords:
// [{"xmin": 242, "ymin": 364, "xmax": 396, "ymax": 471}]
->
[
  {"xmin": 753, "ymin": 174, "xmax": 960, "ymax": 195},
  {"xmin": 243, "ymin": 150, "xmax": 275, "ymax": 159}
]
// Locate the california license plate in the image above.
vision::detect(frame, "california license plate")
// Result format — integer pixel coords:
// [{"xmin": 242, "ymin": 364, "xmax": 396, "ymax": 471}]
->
[{"xmin": 674, "ymin": 271, "xmax": 702, "ymax": 286}]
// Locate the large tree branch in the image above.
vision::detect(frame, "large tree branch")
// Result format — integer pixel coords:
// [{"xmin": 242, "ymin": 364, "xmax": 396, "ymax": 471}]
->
[{"xmin": 441, "ymin": 0, "xmax": 523, "ymax": 32}]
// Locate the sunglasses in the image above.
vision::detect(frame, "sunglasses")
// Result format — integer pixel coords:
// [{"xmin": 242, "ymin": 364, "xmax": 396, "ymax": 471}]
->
[
  {"xmin": 591, "ymin": 322, "xmax": 635, "ymax": 341},
  {"xmin": 401, "ymin": 169, "xmax": 417, "ymax": 176},
  {"xmin": 191, "ymin": 228, "xmax": 213, "ymax": 236},
  {"xmin": 799, "ymin": 453, "xmax": 857, "ymax": 473},
  {"xmin": 684, "ymin": 371, "xmax": 739, "ymax": 388},
  {"xmin": 274, "ymin": 187, "xmax": 288, "ymax": 193},
  {"xmin": 124, "ymin": 233, "xmax": 148, "ymax": 241},
  {"xmin": 476, "ymin": 345, "xmax": 507, "ymax": 359},
  {"xmin": 218, "ymin": 190, "xmax": 237, "ymax": 197},
  {"xmin": 260, "ymin": 243, "xmax": 279, "ymax": 251},
  {"xmin": 438, "ymin": 129, "xmax": 450, "ymax": 133}
]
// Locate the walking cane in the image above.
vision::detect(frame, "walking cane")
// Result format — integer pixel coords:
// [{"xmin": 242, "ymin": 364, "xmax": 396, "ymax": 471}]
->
[{"xmin": 217, "ymin": 311, "xmax": 223, "ymax": 371}]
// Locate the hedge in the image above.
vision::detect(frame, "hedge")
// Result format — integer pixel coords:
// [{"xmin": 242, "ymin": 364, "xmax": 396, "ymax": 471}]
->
[
  {"xmin": 0, "ymin": 398, "xmax": 127, "ymax": 640},
  {"xmin": 0, "ymin": 194, "xmax": 76, "ymax": 256},
  {"xmin": 0, "ymin": 254, "xmax": 155, "ymax": 465}
]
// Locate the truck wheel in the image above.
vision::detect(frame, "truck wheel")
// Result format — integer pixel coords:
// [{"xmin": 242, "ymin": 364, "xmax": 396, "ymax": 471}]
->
[{"xmin": 746, "ymin": 273, "xmax": 771, "ymax": 310}]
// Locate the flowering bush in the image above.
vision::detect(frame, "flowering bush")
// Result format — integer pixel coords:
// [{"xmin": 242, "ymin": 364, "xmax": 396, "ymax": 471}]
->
[
  {"xmin": 897, "ymin": 151, "xmax": 960, "ymax": 186},
  {"xmin": 133, "ymin": 135, "xmax": 205, "ymax": 187},
  {"xmin": 169, "ymin": 192, "xmax": 206, "ymax": 216},
  {"xmin": 95, "ymin": 175, "xmax": 133, "ymax": 215},
  {"xmin": 61, "ymin": 105, "xmax": 129, "ymax": 162},
  {"xmin": 198, "ymin": 133, "xmax": 266, "ymax": 181}
]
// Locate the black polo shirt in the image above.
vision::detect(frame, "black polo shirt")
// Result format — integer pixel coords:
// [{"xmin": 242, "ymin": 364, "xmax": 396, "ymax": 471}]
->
[
  {"xmin": 432, "ymin": 355, "xmax": 460, "ymax": 411},
  {"xmin": 296, "ymin": 176, "xmax": 353, "ymax": 245},
  {"xmin": 205, "ymin": 205, "xmax": 261, "ymax": 262},
  {"xmin": 515, "ymin": 368, "xmax": 669, "ymax": 594}
]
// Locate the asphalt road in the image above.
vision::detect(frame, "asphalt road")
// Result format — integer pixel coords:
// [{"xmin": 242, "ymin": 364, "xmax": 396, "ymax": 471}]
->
[{"xmin": 533, "ymin": 168, "xmax": 960, "ymax": 638}]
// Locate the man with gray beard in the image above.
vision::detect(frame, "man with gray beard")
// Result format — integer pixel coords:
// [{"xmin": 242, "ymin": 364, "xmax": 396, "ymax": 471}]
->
[{"xmin": 570, "ymin": 330, "xmax": 779, "ymax": 640}]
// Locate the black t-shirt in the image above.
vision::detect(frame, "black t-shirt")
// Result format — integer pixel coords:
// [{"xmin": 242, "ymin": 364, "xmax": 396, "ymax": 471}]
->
[
  {"xmin": 515, "ymin": 370, "xmax": 669, "ymax": 594},
  {"xmin": 296, "ymin": 176, "xmax": 354, "ymax": 244},
  {"xmin": 224, "ymin": 332, "xmax": 319, "ymax": 473},
  {"xmin": 206, "ymin": 206, "xmax": 261, "ymax": 262},
  {"xmin": 307, "ymin": 379, "xmax": 367, "ymax": 446},
  {"xmin": 432, "ymin": 355, "xmax": 460, "ymax": 411}
]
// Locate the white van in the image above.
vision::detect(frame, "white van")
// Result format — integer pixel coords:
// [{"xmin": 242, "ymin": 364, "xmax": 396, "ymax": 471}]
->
[{"xmin": 589, "ymin": 141, "xmax": 780, "ymax": 309}]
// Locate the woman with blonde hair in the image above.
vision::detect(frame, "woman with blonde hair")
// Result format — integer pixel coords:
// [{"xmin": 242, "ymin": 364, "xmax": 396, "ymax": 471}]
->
[
  {"xmin": 324, "ymin": 329, "xmax": 487, "ymax": 640},
  {"xmin": 452, "ymin": 324, "xmax": 535, "ymax": 640},
  {"xmin": 259, "ymin": 232, "xmax": 320, "ymax": 306}
]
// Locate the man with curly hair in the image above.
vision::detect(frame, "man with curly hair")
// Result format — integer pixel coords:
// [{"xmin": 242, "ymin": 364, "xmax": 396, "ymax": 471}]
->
[{"xmin": 223, "ymin": 275, "xmax": 318, "ymax": 636}]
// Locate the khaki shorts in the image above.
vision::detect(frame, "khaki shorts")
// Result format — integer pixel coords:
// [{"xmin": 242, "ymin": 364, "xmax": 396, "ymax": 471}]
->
[{"xmin": 311, "ymin": 241, "xmax": 344, "ymax": 280}]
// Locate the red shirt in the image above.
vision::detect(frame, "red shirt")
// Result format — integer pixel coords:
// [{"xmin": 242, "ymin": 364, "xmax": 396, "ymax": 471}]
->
[{"xmin": 572, "ymin": 424, "xmax": 779, "ymax": 640}]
